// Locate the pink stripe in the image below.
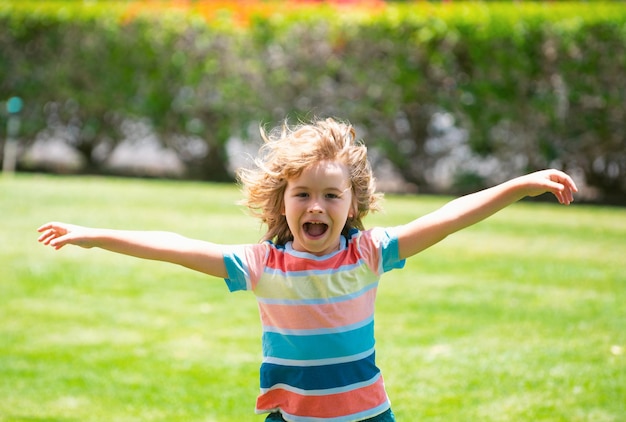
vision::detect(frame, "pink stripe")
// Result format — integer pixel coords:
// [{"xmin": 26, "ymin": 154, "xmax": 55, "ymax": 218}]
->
[
  {"xmin": 256, "ymin": 375, "xmax": 388, "ymax": 418},
  {"xmin": 267, "ymin": 247, "xmax": 362, "ymax": 272},
  {"xmin": 259, "ymin": 288, "xmax": 376, "ymax": 330}
]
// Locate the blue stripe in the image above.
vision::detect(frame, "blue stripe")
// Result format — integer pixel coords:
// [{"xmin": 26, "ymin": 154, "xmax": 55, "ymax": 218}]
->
[
  {"xmin": 223, "ymin": 248, "xmax": 250, "ymax": 292},
  {"xmin": 283, "ymin": 236, "xmax": 347, "ymax": 259},
  {"xmin": 260, "ymin": 351, "xmax": 378, "ymax": 390},
  {"xmin": 262, "ymin": 321, "xmax": 374, "ymax": 361},
  {"xmin": 377, "ymin": 227, "xmax": 406, "ymax": 273},
  {"xmin": 262, "ymin": 347, "xmax": 374, "ymax": 367}
]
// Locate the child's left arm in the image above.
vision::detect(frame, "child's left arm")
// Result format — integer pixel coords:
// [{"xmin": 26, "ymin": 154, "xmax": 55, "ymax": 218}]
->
[{"xmin": 397, "ymin": 169, "xmax": 578, "ymax": 259}]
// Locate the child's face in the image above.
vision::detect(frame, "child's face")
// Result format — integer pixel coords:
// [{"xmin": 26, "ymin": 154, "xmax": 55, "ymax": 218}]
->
[{"xmin": 283, "ymin": 160, "xmax": 355, "ymax": 256}]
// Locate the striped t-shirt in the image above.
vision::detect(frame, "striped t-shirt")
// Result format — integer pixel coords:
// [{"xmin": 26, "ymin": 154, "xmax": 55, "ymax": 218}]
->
[{"xmin": 223, "ymin": 227, "xmax": 405, "ymax": 422}]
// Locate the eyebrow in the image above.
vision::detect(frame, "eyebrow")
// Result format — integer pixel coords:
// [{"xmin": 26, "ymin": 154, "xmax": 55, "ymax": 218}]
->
[{"xmin": 289, "ymin": 185, "xmax": 351, "ymax": 195}]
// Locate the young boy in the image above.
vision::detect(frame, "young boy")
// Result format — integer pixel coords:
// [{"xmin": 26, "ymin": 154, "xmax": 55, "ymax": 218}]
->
[{"xmin": 38, "ymin": 118, "xmax": 577, "ymax": 421}]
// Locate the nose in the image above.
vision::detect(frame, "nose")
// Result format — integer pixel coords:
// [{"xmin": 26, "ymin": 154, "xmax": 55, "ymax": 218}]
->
[{"xmin": 308, "ymin": 197, "xmax": 324, "ymax": 213}]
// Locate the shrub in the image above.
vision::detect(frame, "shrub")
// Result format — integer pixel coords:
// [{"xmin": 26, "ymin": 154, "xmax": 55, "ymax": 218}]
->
[{"xmin": 1, "ymin": 1, "xmax": 625, "ymax": 201}]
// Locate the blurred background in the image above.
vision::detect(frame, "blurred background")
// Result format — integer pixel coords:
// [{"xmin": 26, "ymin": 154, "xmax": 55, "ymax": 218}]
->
[{"xmin": 1, "ymin": 0, "xmax": 625, "ymax": 204}]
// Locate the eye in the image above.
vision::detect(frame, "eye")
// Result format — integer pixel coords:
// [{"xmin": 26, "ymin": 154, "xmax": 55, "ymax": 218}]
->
[
  {"xmin": 325, "ymin": 193, "xmax": 340, "ymax": 199},
  {"xmin": 295, "ymin": 192, "xmax": 309, "ymax": 198}
]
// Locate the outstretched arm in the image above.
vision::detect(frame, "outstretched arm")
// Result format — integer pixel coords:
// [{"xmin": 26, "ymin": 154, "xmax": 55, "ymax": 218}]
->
[
  {"xmin": 397, "ymin": 169, "xmax": 578, "ymax": 259},
  {"xmin": 37, "ymin": 222, "xmax": 229, "ymax": 279}
]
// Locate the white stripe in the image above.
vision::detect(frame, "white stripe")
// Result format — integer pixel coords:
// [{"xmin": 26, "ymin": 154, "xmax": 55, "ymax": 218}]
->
[{"xmin": 256, "ymin": 403, "xmax": 391, "ymax": 422}]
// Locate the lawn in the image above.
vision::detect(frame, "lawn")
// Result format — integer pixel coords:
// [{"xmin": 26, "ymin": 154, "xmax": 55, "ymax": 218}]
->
[{"xmin": 1, "ymin": 174, "xmax": 624, "ymax": 421}]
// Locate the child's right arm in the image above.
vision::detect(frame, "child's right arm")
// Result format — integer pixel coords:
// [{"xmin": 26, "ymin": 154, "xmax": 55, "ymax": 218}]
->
[
  {"xmin": 37, "ymin": 222, "xmax": 229, "ymax": 279},
  {"xmin": 396, "ymin": 169, "xmax": 577, "ymax": 260}
]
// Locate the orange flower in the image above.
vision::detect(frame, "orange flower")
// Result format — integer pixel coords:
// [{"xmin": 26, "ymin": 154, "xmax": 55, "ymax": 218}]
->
[{"xmin": 119, "ymin": 0, "xmax": 388, "ymax": 27}]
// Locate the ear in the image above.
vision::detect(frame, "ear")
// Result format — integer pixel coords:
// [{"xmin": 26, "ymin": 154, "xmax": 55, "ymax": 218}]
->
[{"xmin": 350, "ymin": 197, "xmax": 358, "ymax": 219}]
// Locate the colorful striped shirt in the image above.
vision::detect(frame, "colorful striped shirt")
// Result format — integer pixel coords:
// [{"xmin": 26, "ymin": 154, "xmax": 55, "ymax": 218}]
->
[{"xmin": 223, "ymin": 227, "xmax": 405, "ymax": 422}]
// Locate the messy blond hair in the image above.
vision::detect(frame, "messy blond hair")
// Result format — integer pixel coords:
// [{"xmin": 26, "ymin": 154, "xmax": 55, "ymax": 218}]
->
[{"xmin": 237, "ymin": 117, "xmax": 382, "ymax": 245}]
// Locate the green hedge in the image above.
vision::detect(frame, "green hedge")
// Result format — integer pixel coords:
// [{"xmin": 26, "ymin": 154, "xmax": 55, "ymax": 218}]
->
[{"xmin": 1, "ymin": 1, "xmax": 625, "ymax": 200}]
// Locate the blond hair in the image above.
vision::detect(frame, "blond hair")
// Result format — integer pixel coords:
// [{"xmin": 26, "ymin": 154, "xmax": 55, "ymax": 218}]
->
[{"xmin": 237, "ymin": 118, "xmax": 382, "ymax": 245}]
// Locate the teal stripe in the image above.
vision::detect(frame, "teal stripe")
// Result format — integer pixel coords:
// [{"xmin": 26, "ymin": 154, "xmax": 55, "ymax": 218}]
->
[
  {"xmin": 377, "ymin": 226, "xmax": 406, "ymax": 273},
  {"xmin": 263, "ymin": 321, "xmax": 375, "ymax": 361},
  {"xmin": 223, "ymin": 248, "xmax": 250, "ymax": 292}
]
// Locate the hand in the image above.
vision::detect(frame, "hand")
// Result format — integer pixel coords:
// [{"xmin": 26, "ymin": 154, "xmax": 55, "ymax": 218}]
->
[
  {"xmin": 520, "ymin": 169, "xmax": 578, "ymax": 205},
  {"xmin": 37, "ymin": 222, "xmax": 94, "ymax": 250}
]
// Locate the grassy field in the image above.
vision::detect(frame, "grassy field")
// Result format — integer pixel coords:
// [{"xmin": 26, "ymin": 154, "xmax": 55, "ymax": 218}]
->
[{"xmin": 1, "ymin": 174, "xmax": 624, "ymax": 422}]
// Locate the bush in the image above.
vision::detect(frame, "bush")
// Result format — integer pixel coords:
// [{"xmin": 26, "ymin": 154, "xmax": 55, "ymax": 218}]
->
[
  {"xmin": 0, "ymin": 2, "xmax": 246, "ymax": 180},
  {"xmin": 244, "ymin": 2, "xmax": 626, "ymax": 199},
  {"xmin": 1, "ymin": 1, "xmax": 625, "ymax": 201}
]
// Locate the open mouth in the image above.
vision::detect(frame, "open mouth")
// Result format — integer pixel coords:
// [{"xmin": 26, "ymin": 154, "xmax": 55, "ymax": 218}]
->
[{"xmin": 304, "ymin": 222, "xmax": 328, "ymax": 238}]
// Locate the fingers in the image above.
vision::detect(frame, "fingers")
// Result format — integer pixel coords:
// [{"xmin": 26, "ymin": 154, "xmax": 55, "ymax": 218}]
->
[
  {"xmin": 37, "ymin": 222, "xmax": 67, "ymax": 234},
  {"xmin": 556, "ymin": 189, "xmax": 571, "ymax": 205},
  {"xmin": 37, "ymin": 230, "xmax": 65, "ymax": 249},
  {"xmin": 37, "ymin": 222, "xmax": 71, "ymax": 249},
  {"xmin": 546, "ymin": 169, "xmax": 578, "ymax": 205},
  {"xmin": 549, "ymin": 181, "xmax": 571, "ymax": 205}
]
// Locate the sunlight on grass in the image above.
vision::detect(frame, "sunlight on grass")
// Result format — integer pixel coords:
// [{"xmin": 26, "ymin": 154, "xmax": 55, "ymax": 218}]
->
[{"xmin": 1, "ymin": 174, "xmax": 624, "ymax": 421}]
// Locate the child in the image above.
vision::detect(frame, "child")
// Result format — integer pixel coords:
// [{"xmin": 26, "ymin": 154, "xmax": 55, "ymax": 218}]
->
[{"xmin": 38, "ymin": 118, "xmax": 578, "ymax": 422}]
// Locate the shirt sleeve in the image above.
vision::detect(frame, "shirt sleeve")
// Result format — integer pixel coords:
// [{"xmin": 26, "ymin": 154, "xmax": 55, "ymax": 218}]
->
[
  {"xmin": 222, "ymin": 243, "xmax": 269, "ymax": 292},
  {"xmin": 360, "ymin": 227, "xmax": 406, "ymax": 274}
]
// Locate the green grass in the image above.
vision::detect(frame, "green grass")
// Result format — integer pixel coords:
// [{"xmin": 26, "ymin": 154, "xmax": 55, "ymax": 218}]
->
[{"xmin": 1, "ymin": 174, "xmax": 624, "ymax": 421}]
